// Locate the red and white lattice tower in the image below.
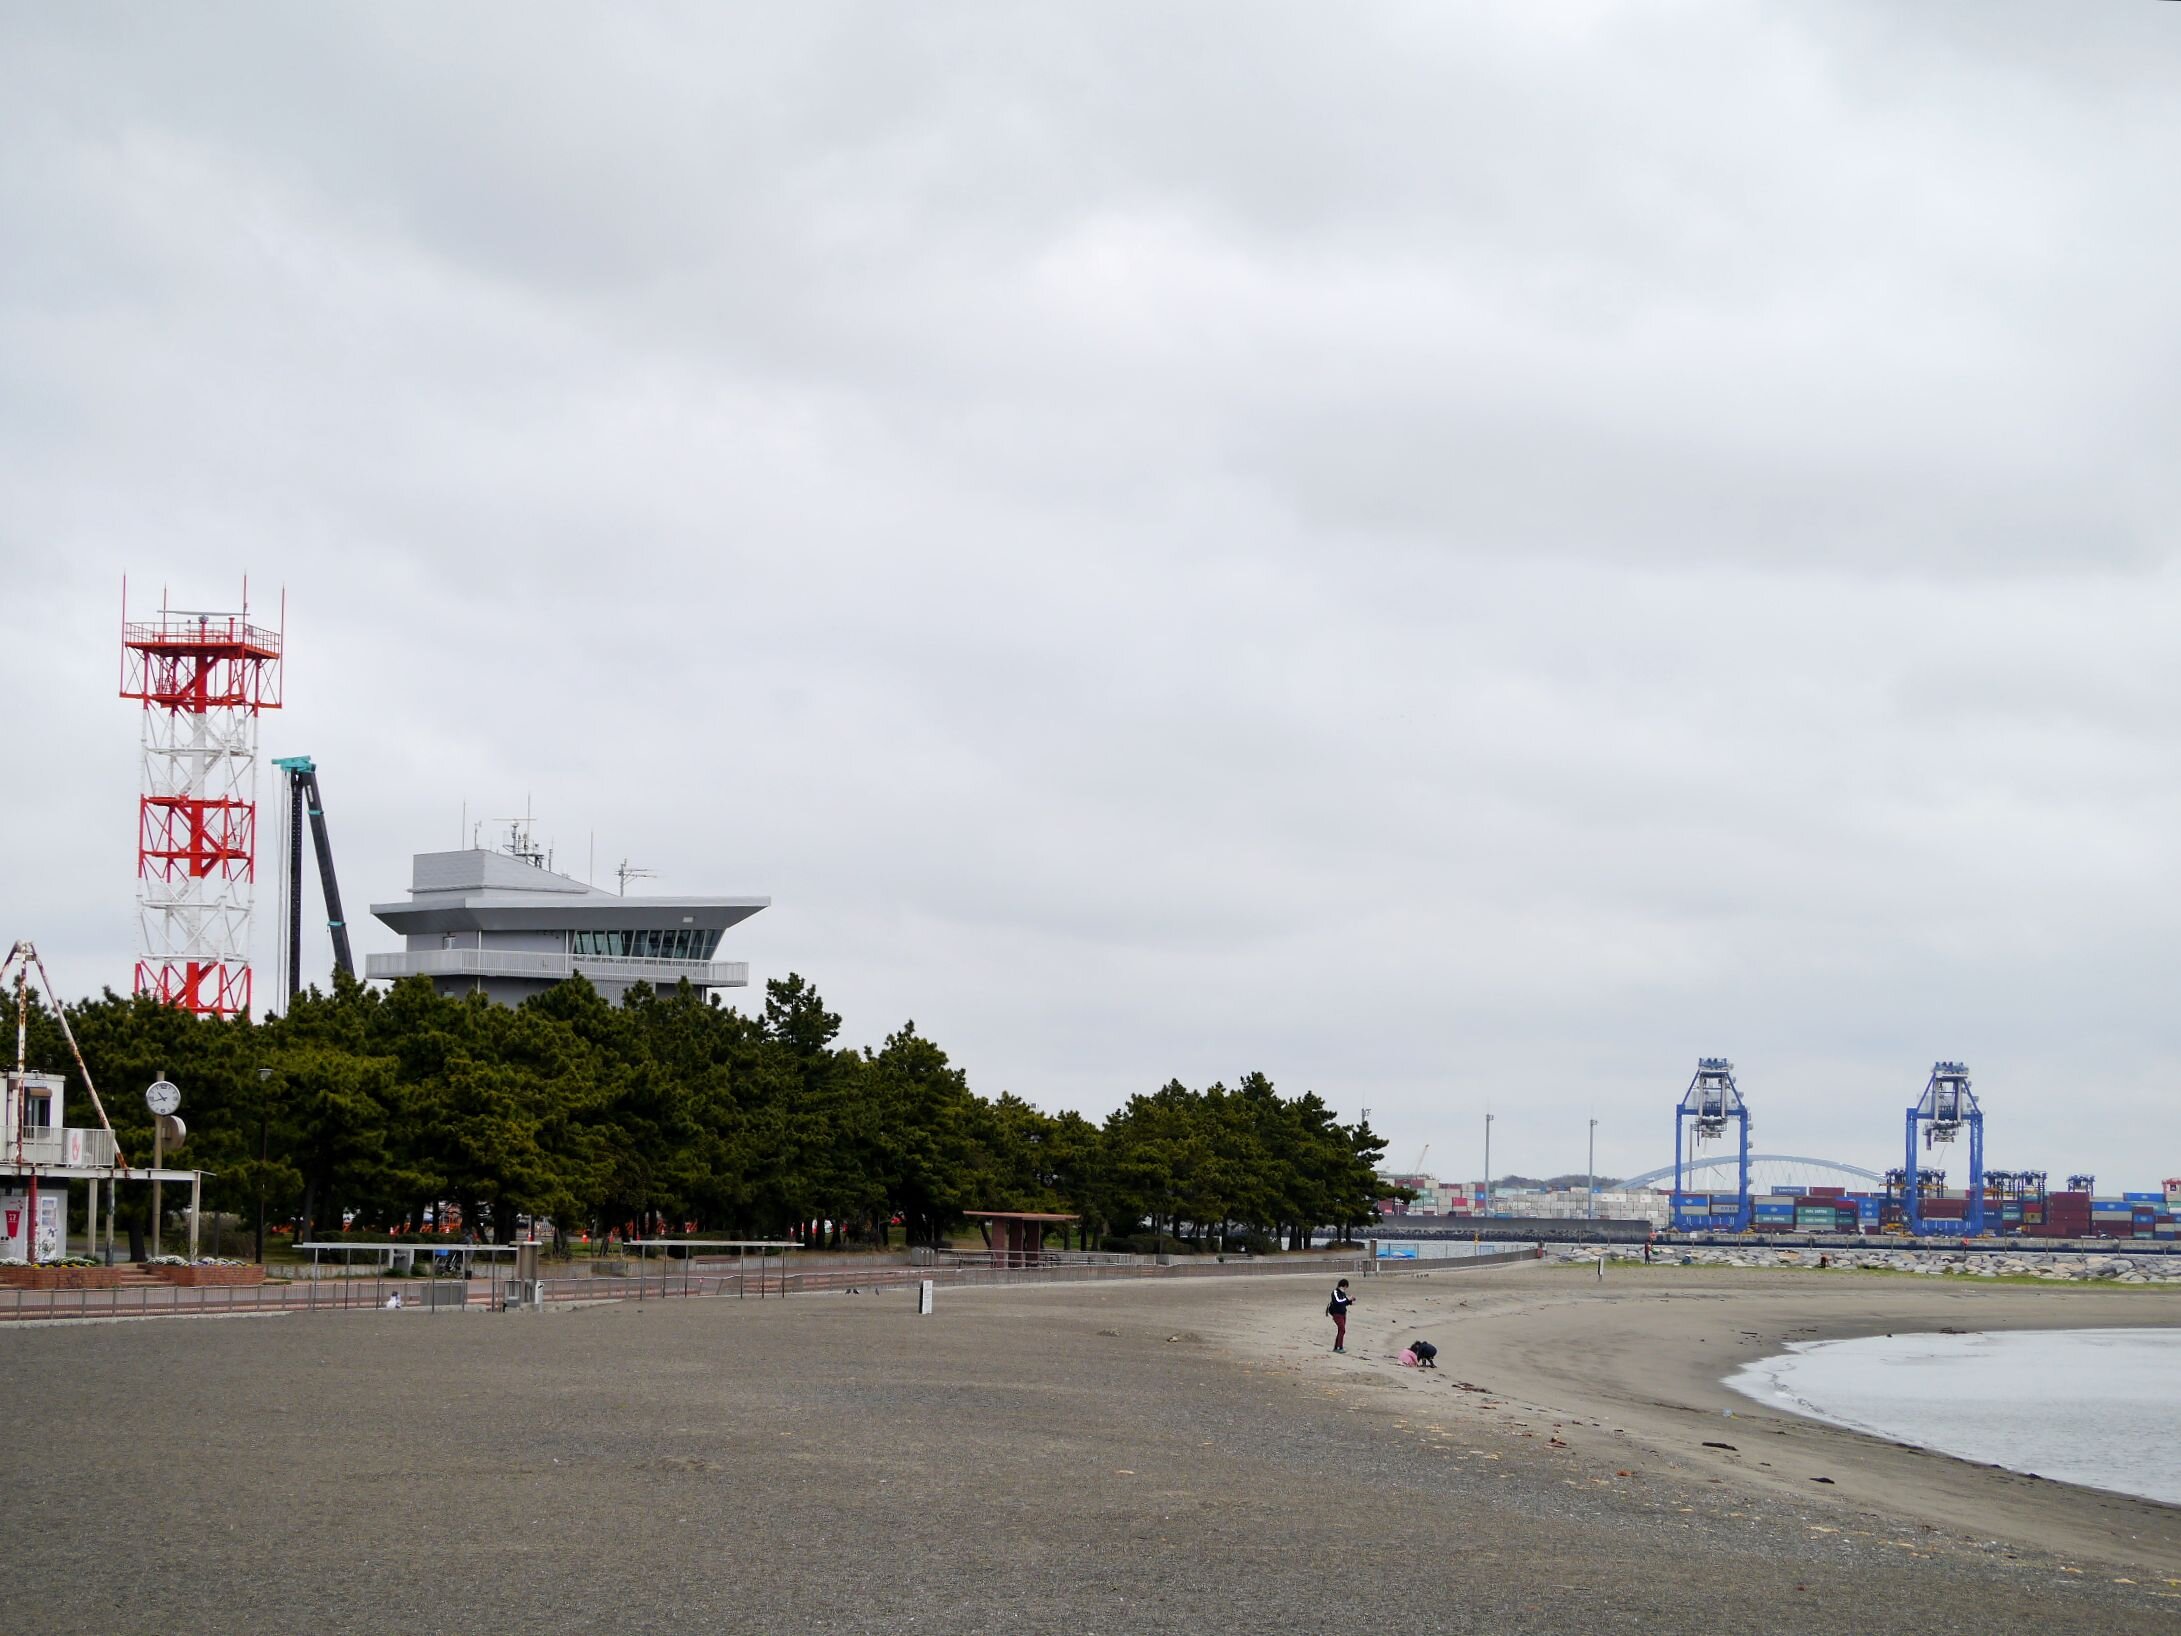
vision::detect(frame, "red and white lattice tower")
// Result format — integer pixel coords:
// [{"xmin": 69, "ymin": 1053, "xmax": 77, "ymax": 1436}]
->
[{"xmin": 118, "ymin": 584, "xmax": 284, "ymax": 1017}]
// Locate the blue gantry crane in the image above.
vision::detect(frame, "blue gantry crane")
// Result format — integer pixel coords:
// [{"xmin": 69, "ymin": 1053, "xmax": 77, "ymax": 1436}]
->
[
  {"xmin": 1672, "ymin": 1057, "xmax": 1751, "ymax": 1232},
  {"xmin": 1904, "ymin": 1060, "xmax": 1984, "ymax": 1236}
]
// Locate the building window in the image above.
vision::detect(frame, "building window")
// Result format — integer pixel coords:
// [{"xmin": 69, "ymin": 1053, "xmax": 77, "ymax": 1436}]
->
[{"xmin": 568, "ymin": 926, "xmax": 717, "ymax": 962}]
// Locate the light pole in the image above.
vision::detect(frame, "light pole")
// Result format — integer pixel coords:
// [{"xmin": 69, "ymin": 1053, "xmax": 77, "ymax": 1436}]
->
[
  {"xmin": 1588, "ymin": 1119, "xmax": 1599, "ymax": 1223},
  {"xmin": 255, "ymin": 1066, "xmax": 273, "ymax": 1264},
  {"xmin": 1483, "ymin": 1113, "xmax": 1494, "ymax": 1219}
]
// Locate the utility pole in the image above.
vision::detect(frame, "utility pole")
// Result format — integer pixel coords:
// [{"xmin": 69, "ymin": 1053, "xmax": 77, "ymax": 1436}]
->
[
  {"xmin": 1588, "ymin": 1118, "xmax": 1599, "ymax": 1222},
  {"xmin": 1483, "ymin": 1112, "xmax": 1494, "ymax": 1219},
  {"xmin": 256, "ymin": 1066, "xmax": 273, "ymax": 1263}
]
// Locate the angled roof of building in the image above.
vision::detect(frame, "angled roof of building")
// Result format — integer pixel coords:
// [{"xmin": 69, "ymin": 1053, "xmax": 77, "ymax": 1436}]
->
[{"xmin": 371, "ymin": 849, "xmax": 768, "ymax": 936}]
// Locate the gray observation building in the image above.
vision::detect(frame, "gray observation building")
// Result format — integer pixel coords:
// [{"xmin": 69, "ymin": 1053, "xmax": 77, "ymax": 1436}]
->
[{"xmin": 367, "ymin": 841, "xmax": 767, "ymax": 1006}]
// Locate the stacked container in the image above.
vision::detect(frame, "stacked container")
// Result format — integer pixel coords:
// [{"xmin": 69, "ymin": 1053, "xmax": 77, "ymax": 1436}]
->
[
  {"xmin": 2091, "ymin": 1198, "xmax": 2134, "ymax": 1237},
  {"xmin": 2045, "ymin": 1190, "xmax": 2091, "ymax": 1237}
]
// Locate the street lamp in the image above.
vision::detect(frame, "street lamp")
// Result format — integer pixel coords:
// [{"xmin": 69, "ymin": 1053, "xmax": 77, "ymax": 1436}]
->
[
  {"xmin": 1483, "ymin": 1113, "xmax": 1494, "ymax": 1219},
  {"xmin": 255, "ymin": 1066, "xmax": 273, "ymax": 1265},
  {"xmin": 1588, "ymin": 1119, "xmax": 1599, "ymax": 1223}
]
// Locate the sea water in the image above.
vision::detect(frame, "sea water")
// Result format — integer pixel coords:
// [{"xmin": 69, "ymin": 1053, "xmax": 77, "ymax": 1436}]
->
[{"xmin": 1728, "ymin": 1328, "xmax": 2181, "ymax": 1506}]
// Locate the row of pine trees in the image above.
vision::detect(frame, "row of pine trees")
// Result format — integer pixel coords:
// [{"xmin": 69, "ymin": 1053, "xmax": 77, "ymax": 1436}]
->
[{"xmin": 15, "ymin": 972, "xmax": 1388, "ymax": 1253}]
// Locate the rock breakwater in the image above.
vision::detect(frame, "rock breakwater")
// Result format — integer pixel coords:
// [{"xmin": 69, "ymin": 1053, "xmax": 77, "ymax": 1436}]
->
[{"xmin": 1547, "ymin": 1243, "xmax": 2181, "ymax": 1284}]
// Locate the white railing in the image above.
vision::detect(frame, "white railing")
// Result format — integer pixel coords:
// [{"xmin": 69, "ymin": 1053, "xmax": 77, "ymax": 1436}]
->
[
  {"xmin": 5, "ymin": 1128, "xmax": 118, "ymax": 1168},
  {"xmin": 364, "ymin": 950, "xmax": 749, "ymax": 986}
]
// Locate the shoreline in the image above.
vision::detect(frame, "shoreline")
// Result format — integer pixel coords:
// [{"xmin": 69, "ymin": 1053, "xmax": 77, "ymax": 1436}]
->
[
  {"xmin": 1725, "ymin": 1326, "xmax": 2181, "ymax": 1505},
  {"xmin": 1215, "ymin": 1261, "xmax": 2181, "ymax": 1577}
]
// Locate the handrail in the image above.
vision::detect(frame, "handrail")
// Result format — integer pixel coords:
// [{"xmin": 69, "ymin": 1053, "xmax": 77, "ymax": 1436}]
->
[
  {"xmin": 5, "ymin": 1127, "xmax": 118, "ymax": 1167},
  {"xmin": 122, "ymin": 615, "xmax": 281, "ymax": 653},
  {"xmin": 364, "ymin": 949, "xmax": 749, "ymax": 984}
]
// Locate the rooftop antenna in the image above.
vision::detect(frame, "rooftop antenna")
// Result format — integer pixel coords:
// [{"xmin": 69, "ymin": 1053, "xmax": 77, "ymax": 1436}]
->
[
  {"xmin": 616, "ymin": 859, "xmax": 656, "ymax": 896},
  {"xmin": 485, "ymin": 815, "xmax": 551, "ymax": 869}
]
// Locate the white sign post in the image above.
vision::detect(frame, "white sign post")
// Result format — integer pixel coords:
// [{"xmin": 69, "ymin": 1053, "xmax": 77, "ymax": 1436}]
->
[{"xmin": 916, "ymin": 1278, "xmax": 935, "ymax": 1315}]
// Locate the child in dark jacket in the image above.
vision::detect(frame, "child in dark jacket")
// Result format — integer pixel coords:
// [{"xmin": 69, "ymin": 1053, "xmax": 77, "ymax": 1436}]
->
[{"xmin": 1327, "ymin": 1279, "xmax": 1355, "ymax": 1352}]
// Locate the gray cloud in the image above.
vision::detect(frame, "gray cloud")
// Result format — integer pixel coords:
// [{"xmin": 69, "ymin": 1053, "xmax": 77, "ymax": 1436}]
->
[{"xmin": 3, "ymin": 2, "xmax": 2177, "ymax": 1188}]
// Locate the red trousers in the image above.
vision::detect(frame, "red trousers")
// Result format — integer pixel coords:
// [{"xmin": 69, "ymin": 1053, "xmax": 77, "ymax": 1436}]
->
[{"xmin": 1332, "ymin": 1311, "xmax": 1347, "ymax": 1347}]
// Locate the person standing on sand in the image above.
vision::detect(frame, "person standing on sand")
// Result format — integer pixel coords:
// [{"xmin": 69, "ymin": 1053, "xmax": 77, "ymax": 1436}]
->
[{"xmin": 1327, "ymin": 1278, "xmax": 1355, "ymax": 1352}]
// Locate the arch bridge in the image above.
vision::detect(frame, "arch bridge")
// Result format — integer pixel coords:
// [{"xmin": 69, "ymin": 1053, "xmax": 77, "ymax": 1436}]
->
[{"xmin": 1620, "ymin": 1154, "xmax": 1882, "ymax": 1194}]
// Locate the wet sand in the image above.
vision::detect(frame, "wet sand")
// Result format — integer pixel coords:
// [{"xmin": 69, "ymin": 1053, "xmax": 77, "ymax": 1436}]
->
[
  {"xmin": 0, "ymin": 1264, "xmax": 2175, "ymax": 1632},
  {"xmin": 1231, "ymin": 1260, "xmax": 2181, "ymax": 1580}
]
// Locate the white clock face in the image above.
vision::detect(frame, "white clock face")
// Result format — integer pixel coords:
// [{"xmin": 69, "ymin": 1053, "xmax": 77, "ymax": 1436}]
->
[{"xmin": 145, "ymin": 1080, "xmax": 180, "ymax": 1116}]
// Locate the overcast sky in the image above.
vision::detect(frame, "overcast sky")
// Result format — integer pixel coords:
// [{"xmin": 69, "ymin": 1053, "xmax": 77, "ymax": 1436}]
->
[{"xmin": 4, "ymin": 2, "xmax": 2177, "ymax": 1189}]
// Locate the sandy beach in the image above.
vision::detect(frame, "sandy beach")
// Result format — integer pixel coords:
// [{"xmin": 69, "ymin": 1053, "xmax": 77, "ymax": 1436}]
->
[
  {"xmin": 1, "ymin": 1261, "xmax": 2176, "ymax": 1633},
  {"xmin": 1231, "ymin": 1260, "xmax": 2181, "ymax": 1579}
]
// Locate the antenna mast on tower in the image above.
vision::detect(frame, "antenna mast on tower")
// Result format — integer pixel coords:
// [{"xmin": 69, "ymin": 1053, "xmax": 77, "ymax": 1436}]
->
[{"xmin": 119, "ymin": 581, "xmax": 283, "ymax": 1017}]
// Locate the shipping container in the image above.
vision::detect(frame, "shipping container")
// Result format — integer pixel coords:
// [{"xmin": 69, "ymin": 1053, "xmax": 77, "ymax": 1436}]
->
[{"xmin": 2124, "ymin": 1192, "xmax": 2161, "ymax": 1203}]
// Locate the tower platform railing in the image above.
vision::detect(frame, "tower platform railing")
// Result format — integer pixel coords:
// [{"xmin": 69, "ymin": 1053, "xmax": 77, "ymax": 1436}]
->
[{"xmin": 365, "ymin": 948, "xmax": 750, "ymax": 987}]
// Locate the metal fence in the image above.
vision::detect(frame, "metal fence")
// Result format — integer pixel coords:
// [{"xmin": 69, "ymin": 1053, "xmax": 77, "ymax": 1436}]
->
[
  {"xmin": 0, "ymin": 1274, "xmax": 494, "ymax": 1321},
  {"xmin": 0, "ymin": 1248, "xmax": 1539, "ymax": 1323}
]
